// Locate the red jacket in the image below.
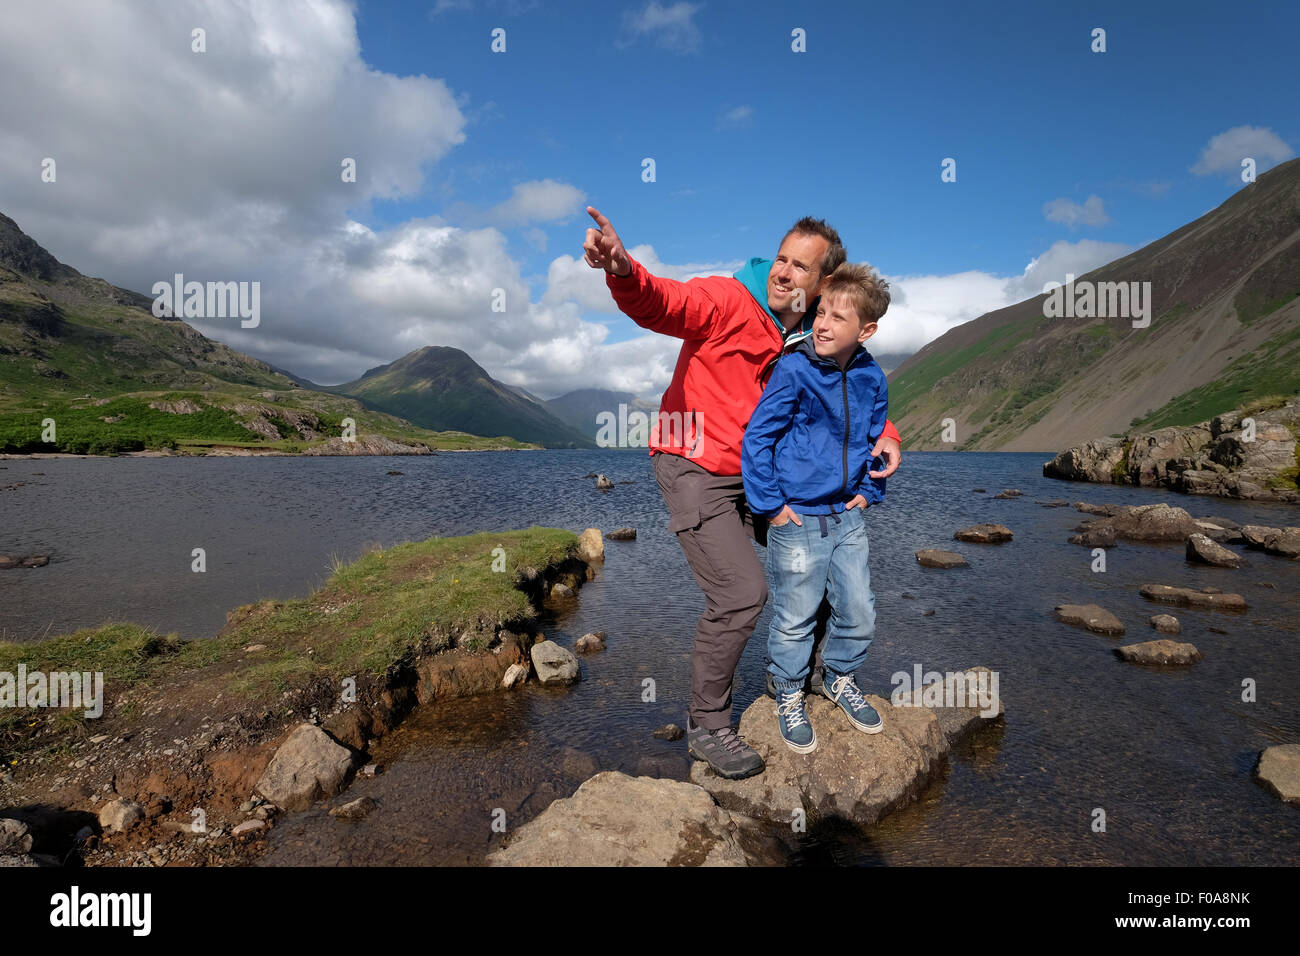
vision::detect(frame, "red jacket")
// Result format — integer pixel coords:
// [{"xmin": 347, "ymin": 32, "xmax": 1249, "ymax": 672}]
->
[{"xmin": 606, "ymin": 255, "xmax": 901, "ymax": 476}]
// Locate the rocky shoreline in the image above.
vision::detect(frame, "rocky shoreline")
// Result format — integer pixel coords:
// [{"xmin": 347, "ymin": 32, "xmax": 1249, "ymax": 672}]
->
[{"xmin": 1043, "ymin": 398, "xmax": 1300, "ymax": 503}]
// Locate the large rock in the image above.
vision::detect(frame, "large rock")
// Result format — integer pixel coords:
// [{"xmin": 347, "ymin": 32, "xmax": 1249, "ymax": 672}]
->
[
  {"xmin": 97, "ymin": 799, "xmax": 146, "ymax": 834},
  {"xmin": 488, "ymin": 772, "xmax": 749, "ymax": 866},
  {"xmin": 1068, "ymin": 527, "xmax": 1117, "ymax": 548},
  {"xmin": 1239, "ymin": 525, "xmax": 1300, "ymax": 559},
  {"xmin": 1054, "ymin": 604, "xmax": 1125, "ymax": 636},
  {"xmin": 916, "ymin": 549, "xmax": 968, "ymax": 568},
  {"xmin": 1107, "ymin": 503, "xmax": 1200, "ymax": 541},
  {"xmin": 607, "ymin": 527, "xmax": 637, "ymax": 541},
  {"xmin": 1255, "ymin": 745, "xmax": 1300, "ymax": 805},
  {"xmin": 577, "ymin": 527, "xmax": 604, "ymax": 562},
  {"xmin": 254, "ymin": 723, "xmax": 356, "ymax": 811},
  {"xmin": 1149, "ymin": 614, "xmax": 1181, "ymax": 634},
  {"xmin": 1185, "ymin": 533, "xmax": 1244, "ymax": 567},
  {"xmin": 688, "ymin": 678, "xmax": 999, "ymax": 828},
  {"xmin": 529, "ymin": 640, "xmax": 581, "ymax": 685},
  {"xmin": 953, "ymin": 523, "xmax": 1013, "ymax": 543},
  {"xmin": 1115, "ymin": 640, "xmax": 1203, "ymax": 665},
  {"xmin": 1139, "ymin": 584, "xmax": 1247, "ymax": 611}
]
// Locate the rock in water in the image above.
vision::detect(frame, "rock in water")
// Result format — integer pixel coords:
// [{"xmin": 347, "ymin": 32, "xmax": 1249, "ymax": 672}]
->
[
  {"xmin": 254, "ymin": 723, "xmax": 356, "ymax": 811},
  {"xmin": 1185, "ymin": 533, "xmax": 1244, "ymax": 567},
  {"xmin": 577, "ymin": 527, "xmax": 604, "ymax": 562},
  {"xmin": 488, "ymin": 772, "xmax": 748, "ymax": 866},
  {"xmin": 607, "ymin": 527, "xmax": 637, "ymax": 540},
  {"xmin": 954, "ymin": 523, "xmax": 1013, "ymax": 543},
  {"xmin": 595, "ymin": 474, "xmax": 614, "ymax": 490},
  {"xmin": 1256, "ymin": 745, "xmax": 1300, "ymax": 805},
  {"xmin": 916, "ymin": 549, "xmax": 968, "ymax": 568},
  {"xmin": 1139, "ymin": 584, "xmax": 1247, "ymax": 610},
  {"xmin": 654, "ymin": 723, "xmax": 685, "ymax": 741},
  {"xmin": 1149, "ymin": 614, "xmax": 1181, "ymax": 634},
  {"xmin": 1054, "ymin": 604, "xmax": 1125, "ymax": 635},
  {"xmin": 1115, "ymin": 640, "xmax": 1203, "ymax": 665},
  {"xmin": 329, "ymin": 796, "xmax": 378, "ymax": 820},
  {"xmin": 502, "ymin": 663, "xmax": 528, "ymax": 689},
  {"xmin": 574, "ymin": 631, "xmax": 607, "ymax": 653},
  {"xmin": 530, "ymin": 640, "xmax": 580, "ymax": 685}
]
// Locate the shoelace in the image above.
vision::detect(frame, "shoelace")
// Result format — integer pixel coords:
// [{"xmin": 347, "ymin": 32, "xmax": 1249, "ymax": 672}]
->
[
  {"xmin": 776, "ymin": 690, "xmax": 810, "ymax": 729},
  {"xmin": 829, "ymin": 675, "xmax": 868, "ymax": 711},
  {"xmin": 712, "ymin": 726, "xmax": 751, "ymax": 755}
]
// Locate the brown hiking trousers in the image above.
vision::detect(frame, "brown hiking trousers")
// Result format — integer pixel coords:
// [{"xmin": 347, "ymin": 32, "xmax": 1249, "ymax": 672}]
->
[{"xmin": 653, "ymin": 450, "xmax": 828, "ymax": 730}]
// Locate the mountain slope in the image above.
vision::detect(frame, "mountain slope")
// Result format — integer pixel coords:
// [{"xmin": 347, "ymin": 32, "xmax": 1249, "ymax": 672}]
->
[
  {"xmin": 888, "ymin": 158, "xmax": 1300, "ymax": 451},
  {"xmin": 322, "ymin": 346, "xmax": 596, "ymax": 448},
  {"xmin": 0, "ymin": 213, "xmax": 532, "ymax": 453},
  {"xmin": 544, "ymin": 387, "xmax": 661, "ymax": 443}
]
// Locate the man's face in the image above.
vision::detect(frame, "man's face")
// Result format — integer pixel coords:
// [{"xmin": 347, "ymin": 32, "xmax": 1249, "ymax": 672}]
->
[
  {"xmin": 768, "ymin": 232, "xmax": 830, "ymax": 319},
  {"xmin": 813, "ymin": 292, "xmax": 876, "ymax": 367}
]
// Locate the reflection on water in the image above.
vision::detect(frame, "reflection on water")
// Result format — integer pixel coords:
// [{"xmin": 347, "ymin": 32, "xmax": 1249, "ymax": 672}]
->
[{"xmin": 3, "ymin": 452, "xmax": 1298, "ymax": 865}]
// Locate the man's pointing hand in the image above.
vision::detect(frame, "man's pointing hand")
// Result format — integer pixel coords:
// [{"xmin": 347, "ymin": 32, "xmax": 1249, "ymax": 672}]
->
[{"xmin": 583, "ymin": 206, "xmax": 631, "ymax": 277}]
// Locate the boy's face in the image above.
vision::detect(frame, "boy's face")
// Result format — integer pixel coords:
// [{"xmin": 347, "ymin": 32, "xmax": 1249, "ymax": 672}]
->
[{"xmin": 813, "ymin": 293, "xmax": 877, "ymax": 367}]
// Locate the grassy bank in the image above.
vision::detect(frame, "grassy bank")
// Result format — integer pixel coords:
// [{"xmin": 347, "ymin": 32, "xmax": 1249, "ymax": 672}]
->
[{"xmin": 0, "ymin": 527, "xmax": 579, "ymax": 765}]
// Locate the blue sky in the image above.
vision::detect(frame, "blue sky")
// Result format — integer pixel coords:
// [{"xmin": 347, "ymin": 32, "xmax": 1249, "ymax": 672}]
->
[{"xmin": 0, "ymin": 0, "xmax": 1294, "ymax": 393}]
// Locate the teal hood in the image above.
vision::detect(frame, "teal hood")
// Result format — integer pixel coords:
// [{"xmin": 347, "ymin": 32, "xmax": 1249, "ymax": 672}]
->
[{"xmin": 733, "ymin": 257, "xmax": 817, "ymax": 343}]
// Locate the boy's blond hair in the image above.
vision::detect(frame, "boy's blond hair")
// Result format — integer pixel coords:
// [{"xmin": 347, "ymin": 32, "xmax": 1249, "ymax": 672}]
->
[{"xmin": 821, "ymin": 262, "xmax": 890, "ymax": 325}]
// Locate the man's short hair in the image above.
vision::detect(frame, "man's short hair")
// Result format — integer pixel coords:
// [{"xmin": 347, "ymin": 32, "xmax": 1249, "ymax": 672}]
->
[
  {"xmin": 821, "ymin": 262, "xmax": 890, "ymax": 325},
  {"xmin": 782, "ymin": 216, "xmax": 846, "ymax": 279}
]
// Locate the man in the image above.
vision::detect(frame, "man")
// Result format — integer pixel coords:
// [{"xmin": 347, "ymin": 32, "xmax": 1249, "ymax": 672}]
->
[{"xmin": 583, "ymin": 207, "xmax": 902, "ymax": 779}]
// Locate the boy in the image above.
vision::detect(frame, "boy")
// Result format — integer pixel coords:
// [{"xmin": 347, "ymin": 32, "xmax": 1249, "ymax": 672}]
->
[{"xmin": 740, "ymin": 262, "xmax": 890, "ymax": 753}]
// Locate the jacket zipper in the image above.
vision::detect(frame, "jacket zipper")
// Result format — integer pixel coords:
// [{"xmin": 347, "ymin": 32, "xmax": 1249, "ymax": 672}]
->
[{"xmin": 840, "ymin": 368, "xmax": 850, "ymax": 493}]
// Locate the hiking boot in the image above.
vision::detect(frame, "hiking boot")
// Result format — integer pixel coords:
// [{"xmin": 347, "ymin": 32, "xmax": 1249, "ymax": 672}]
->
[
  {"xmin": 824, "ymin": 671, "xmax": 883, "ymax": 734},
  {"xmin": 773, "ymin": 687, "xmax": 817, "ymax": 753},
  {"xmin": 687, "ymin": 720, "xmax": 765, "ymax": 779}
]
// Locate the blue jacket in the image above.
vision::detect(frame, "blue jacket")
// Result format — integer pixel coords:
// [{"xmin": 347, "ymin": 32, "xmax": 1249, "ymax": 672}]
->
[{"xmin": 741, "ymin": 336, "xmax": 889, "ymax": 517}]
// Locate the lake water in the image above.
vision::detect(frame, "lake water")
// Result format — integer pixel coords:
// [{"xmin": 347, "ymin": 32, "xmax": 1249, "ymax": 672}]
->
[{"xmin": 2, "ymin": 451, "xmax": 1298, "ymax": 865}]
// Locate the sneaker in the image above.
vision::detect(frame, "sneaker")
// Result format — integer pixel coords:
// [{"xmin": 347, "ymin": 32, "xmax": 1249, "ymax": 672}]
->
[
  {"xmin": 687, "ymin": 720, "xmax": 765, "ymax": 779},
  {"xmin": 774, "ymin": 687, "xmax": 817, "ymax": 753},
  {"xmin": 824, "ymin": 672, "xmax": 883, "ymax": 733}
]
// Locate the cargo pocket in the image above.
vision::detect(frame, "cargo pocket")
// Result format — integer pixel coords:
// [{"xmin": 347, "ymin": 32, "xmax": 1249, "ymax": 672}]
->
[{"xmin": 668, "ymin": 506, "xmax": 702, "ymax": 534}]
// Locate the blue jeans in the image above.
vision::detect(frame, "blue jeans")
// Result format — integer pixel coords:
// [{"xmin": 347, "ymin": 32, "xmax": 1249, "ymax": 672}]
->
[{"xmin": 765, "ymin": 506, "xmax": 875, "ymax": 690}]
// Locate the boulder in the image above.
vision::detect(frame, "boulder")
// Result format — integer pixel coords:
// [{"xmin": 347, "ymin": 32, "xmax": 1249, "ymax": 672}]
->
[
  {"xmin": 329, "ymin": 796, "xmax": 378, "ymax": 820},
  {"xmin": 1107, "ymin": 503, "xmax": 1200, "ymax": 541},
  {"xmin": 954, "ymin": 523, "xmax": 1013, "ymax": 543},
  {"xmin": 550, "ymin": 582, "xmax": 575, "ymax": 599},
  {"xmin": 488, "ymin": 772, "xmax": 749, "ymax": 866},
  {"xmin": 577, "ymin": 527, "xmax": 604, "ymax": 562},
  {"xmin": 1185, "ymin": 533, "xmax": 1244, "ymax": 568},
  {"xmin": 1054, "ymin": 604, "xmax": 1125, "ymax": 636},
  {"xmin": 530, "ymin": 640, "xmax": 581, "ymax": 685},
  {"xmin": 574, "ymin": 631, "xmax": 607, "ymax": 653},
  {"xmin": 1139, "ymin": 585, "xmax": 1247, "ymax": 611},
  {"xmin": 0, "ymin": 819, "xmax": 33, "ymax": 855},
  {"xmin": 688, "ymin": 688, "xmax": 982, "ymax": 828},
  {"xmin": 607, "ymin": 527, "xmax": 637, "ymax": 540},
  {"xmin": 915, "ymin": 549, "xmax": 968, "ymax": 569},
  {"xmin": 595, "ymin": 474, "xmax": 614, "ymax": 490},
  {"xmin": 254, "ymin": 723, "xmax": 356, "ymax": 812},
  {"xmin": 1149, "ymin": 614, "xmax": 1181, "ymax": 634},
  {"xmin": 1115, "ymin": 640, "xmax": 1203, "ymax": 665},
  {"xmin": 1068, "ymin": 527, "xmax": 1117, "ymax": 548},
  {"xmin": 502, "ymin": 663, "xmax": 528, "ymax": 689},
  {"xmin": 97, "ymin": 799, "xmax": 146, "ymax": 834},
  {"xmin": 1256, "ymin": 745, "xmax": 1300, "ymax": 805},
  {"xmin": 992, "ymin": 489, "xmax": 1022, "ymax": 499},
  {"xmin": 654, "ymin": 723, "xmax": 685, "ymax": 741},
  {"xmin": 1239, "ymin": 525, "xmax": 1300, "ymax": 559}
]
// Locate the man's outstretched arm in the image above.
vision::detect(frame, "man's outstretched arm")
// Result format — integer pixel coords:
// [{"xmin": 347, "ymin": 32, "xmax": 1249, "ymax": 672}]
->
[{"xmin": 584, "ymin": 206, "xmax": 717, "ymax": 340}]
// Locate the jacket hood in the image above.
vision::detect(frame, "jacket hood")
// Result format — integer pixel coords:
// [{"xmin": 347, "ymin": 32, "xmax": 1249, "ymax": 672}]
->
[{"xmin": 734, "ymin": 257, "xmax": 818, "ymax": 340}]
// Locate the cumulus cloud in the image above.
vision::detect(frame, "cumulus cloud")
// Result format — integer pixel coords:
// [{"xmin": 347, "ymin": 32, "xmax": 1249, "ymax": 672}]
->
[
  {"xmin": 619, "ymin": 1, "xmax": 703, "ymax": 54},
  {"xmin": 1042, "ymin": 195, "xmax": 1110, "ymax": 228},
  {"xmin": 483, "ymin": 180, "xmax": 585, "ymax": 226},
  {"xmin": 1191, "ymin": 125, "xmax": 1294, "ymax": 181},
  {"xmin": 542, "ymin": 244, "xmax": 740, "ymax": 313},
  {"xmin": 869, "ymin": 239, "xmax": 1133, "ymax": 356}
]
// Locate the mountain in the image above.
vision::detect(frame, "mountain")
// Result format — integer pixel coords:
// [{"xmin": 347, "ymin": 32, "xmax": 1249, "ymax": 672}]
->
[
  {"xmin": 0, "ymin": 213, "xmax": 532, "ymax": 453},
  {"xmin": 888, "ymin": 158, "xmax": 1300, "ymax": 451},
  {"xmin": 321, "ymin": 346, "xmax": 596, "ymax": 448},
  {"xmin": 544, "ymin": 388, "xmax": 661, "ymax": 443}
]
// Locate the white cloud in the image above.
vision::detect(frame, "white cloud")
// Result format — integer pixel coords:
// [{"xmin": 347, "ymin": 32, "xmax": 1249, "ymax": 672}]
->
[
  {"xmin": 620, "ymin": 1, "xmax": 703, "ymax": 53},
  {"xmin": 1042, "ymin": 194, "xmax": 1110, "ymax": 228},
  {"xmin": 485, "ymin": 179, "xmax": 585, "ymax": 226},
  {"xmin": 542, "ymin": 244, "xmax": 740, "ymax": 313},
  {"xmin": 869, "ymin": 239, "xmax": 1133, "ymax": 356},
  {"xmin": 718, "ymin": 105, "xmax": 754, "ymax": 128},
  {"xmin": 1191, "ymin": 125, "xmax": 1294, "ymax": 181}
]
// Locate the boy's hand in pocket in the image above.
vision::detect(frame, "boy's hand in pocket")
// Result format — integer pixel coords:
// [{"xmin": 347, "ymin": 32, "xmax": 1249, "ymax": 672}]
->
[
  {"xmin": 846, "ymin": 494, "xmax": 869, "ymax": 511},
  {"xmin": 770, "ymin": 505, "xmax": 802, "ymax": 527}
]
